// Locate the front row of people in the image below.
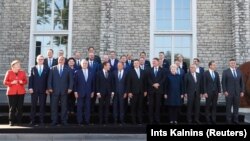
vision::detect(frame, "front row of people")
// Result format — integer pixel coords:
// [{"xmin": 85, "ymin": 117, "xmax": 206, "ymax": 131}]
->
[{"xmin": 3, "ymin": 56, "xmax": 244, "ymax": 126}]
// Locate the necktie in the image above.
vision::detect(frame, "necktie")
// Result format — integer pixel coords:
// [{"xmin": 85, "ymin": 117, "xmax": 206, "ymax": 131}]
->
[
  {"xmin": 60, "ymin": 65, "xmax": 63, "ymax": 77},
  {"xmin": 49, "ymin": 59, "xmax": 52, "ymax": 68},
  {"xmin": 212, "ymin": 71, "xmax": 215, "ymax": 80},
  {"xmin": 39, "ymin": 66, "xmax": 42, "ymax": 76},
  {"xmin": 136, "ymin": 68, "xmax": 140, "ymax": 78},
  {"xmin": 178, "ymin": 68, "xmax": 180, "ymax": 75},
  {"xmin": 105, "ymin": 71, "xmax": 108, "ymax": 78},
  {"xmin": 193, "ymin": 73, "xmax": 197, "ymax": 83},
  {"xmin": 233, "ymin": 69, "xmax": 237, "ymax": 78},
  {"xmin": 84, "ymin": 69, "xmax": 88, "ymax": 81},
  {"xmin": 77, "ymin": 60, "xmax": 80, "ymax": 66},
  {"xmin": 118, "ymin": 71, "xmax": 122, "ymax": 81},
  {"xmin": 154, "ymin": 68, "xmax": 158, "ymax": 77},
  {"xmin": 90, "ymin": 61, "xmax": 93, "ymax": 68}
]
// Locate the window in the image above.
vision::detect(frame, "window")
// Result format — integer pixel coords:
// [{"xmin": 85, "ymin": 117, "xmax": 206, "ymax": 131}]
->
[
  {"xmin": 29, "ymin": 0, "xmax": 72, "ymax": 68},
  {"xmin": 150, "ymin": 0, "xmax": 197, "ymax": 64}
]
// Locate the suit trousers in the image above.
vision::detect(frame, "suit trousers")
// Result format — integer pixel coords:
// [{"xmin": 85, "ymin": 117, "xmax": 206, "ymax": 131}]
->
[
  {"xmin": 148, "ymin": 91, "xmax": 162, "ymax": 123},
  {"xmin": 30, "ymin": 92, "xmax": 46, "ymax": 123},
  {"xmin": 225, "ymin": 93, "xmax": 240, "ymax": 122},
  {"xmin": 99, "ymin": 92, "xmax": 111, "ymax": 124},
  {"xmin": 205, "ymin": 91, "xmax": 218, "ymax": 122},
  {"xmin": 187, "ymin": 92, "xmax": 200, "ymax": 122},
  {"xmin": 8, "ymin": 95, "xmax": 24, "ymax": 123},
  {"xmin": 130, "ymin": 92, "xmax": 143, "ymax": 124},
  {"xmin": 51, "ymin": 93, "xmax": 68, "ymax": 124}
]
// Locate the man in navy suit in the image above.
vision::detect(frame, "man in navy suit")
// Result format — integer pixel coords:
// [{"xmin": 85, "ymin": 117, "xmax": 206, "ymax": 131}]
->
[
  {"xmin": 87, "ymin": 52, "xmax": 100, "ymax": 73},
  {"xmin": 193, "ymin": 58, "xmax": 205, "ymax": 94},
  {"xmin": 96, "ymin": 62, "xmax": 114, "ymax": 124},
  {"xmin": 74, "ymin": 59, "xmax": 95, "ymax": 125},
  {"xmin": 56, "ymin": 50, "xmax": 68, "ymax": 66},
  {"xmin": 48, "ymin": 56, "xmax": 73, "ymax": 126},
  {"xmin": 28, "ymin": 55, "xmax": 49, "ymax": 126},
  {"xmin": 222, "ymin": 59, "xmax": 244, "ymax": 124},
  {"xmin": 159, "ymin": 52, "xmax": 170, "ymax": 71},
  {"xmin": 125, "ymin": 54, "xmax": 134, "ymax": 71},
  {"xmin": 86, "ymin": 46, "xmax": 101, "ymax": 64},
  {"xmin": 147, "ymin": 58, "xmax": 166, "ymax": 124},
  {"xmin": 109, "ymin": 51, "xmax": 119, "ymax": 72},
  {"xmin": 74, "ymin": 51, "xmax": 82, "ymax": 70},
  {"xmin": 120, "ymin": 55, "xmax": 130, "ymax": 72},
  {"xmin": 175, "ymin": 59, "xmax": 185, "ymax": 78},
  {"xmin": 140, "ymin": 52, "xmax": 151, "ymax": 68},
  {"xmin": 203, "ymin": 61, "xmax": 221, "ymax": 124},
  {"xmin": 112, "ymin": 62, "xmax": 128, "ymax": 125},
  {"xmin": 127, "ymin": 59, "xmax": 147, "ymax": 124},
  {"xmin": 44, "ymin": 49, "xmax": 57, "ymax": 68}
]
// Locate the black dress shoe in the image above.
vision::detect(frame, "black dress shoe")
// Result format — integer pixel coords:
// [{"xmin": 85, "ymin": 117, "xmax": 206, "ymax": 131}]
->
[
  {"xmin": 62, "ymin": 122, "xmax": 68, "ymax": 126},
  {"xmin": 39, "ymin": 122, "xmax": 45, "ymax": 126},
  {"xmin": 195, "ymin": 120, "xmax": 201, "ymax": 125},
  {"xmin": 29, "ymin": 121, "xmax": 35, "ymax": 126},
  {"xmin": 51, "ymin": 122, "xmax": 57, "ymax": 126},
  {"xmin": 9, "ymin": 122, "xmax": 14, "ymax": 126}
]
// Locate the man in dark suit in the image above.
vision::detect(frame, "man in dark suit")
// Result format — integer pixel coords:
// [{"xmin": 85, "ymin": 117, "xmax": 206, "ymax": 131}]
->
[
  {"xmin": 175, "ymin": 59, "xmax": 185, "ymax": 78},
  {"xmin": 56, "ymin": 50, "xmax": 68, "ymax": 65},
  {"xmin": 109, "ymin": 51, "xmax": 119, "ymax": 72},
  {"xmin": 47, "ymin": 56, "xmax": 73, "ymax": 126},
  {"xmin": 140, "ymin": 52, "xmax": 151, "ymax": 68},
  {"xmin": 96, "ymin": 62, "xmax": 114, "ymax": 124},
  {"xmin": 74, "ymin": 50, "xmax": 82, "ymax": 70},
  {"xmin": 159, "ymin": 52, "xmax": 170, "ymax": 71},
  {"xmin": 28, "ymin": 55, "xmax": 49, "ymax": 126},
  {"xmin": 193, "ymin": 58, "xmax": 205, "ymax": 94},
  {"xmin": 44, "ymin": 49, "xmax": 57, "ymax": 68},
  {"xmin": 177, "ymin": 54, "xmax": 188, "ymax": 73},
  {"xmin": 127, "ymin": 59, "xmax": 147, "ymax": 124},
  {"xmin": 86, "ymin": 46, "xmax": 101, "ymax": 64},
  {"xmin": 87, "ymin": 52, "xmax": 100, "ymax": 73},
  {"xmin": 74, "ymin": 59, "xmax": 95, "ymax": 125},
  {"xmin": 139, "ymin": 57, "xmax": 150, "ymax": 71},
  {"xmin": 222, "ymin": 59, "xmax": 244, "ymax": 124},
  {"xmin": 125, "ymin": 54, "xmax": 134, "ymax": 71},
  {"xmin": 184, "ymin": 64, "xmax": 202, "ymax": 124},
  {"xmin": 203, "ymin": 61, "xmax": 221, "ymax": 124},
  {"xmin": 112, "ymin": 62, "xmax": 128, "ymax": 125},
  {"xmin": 147, "ymin": 58, "xmax": 165, "ymax": 124}
]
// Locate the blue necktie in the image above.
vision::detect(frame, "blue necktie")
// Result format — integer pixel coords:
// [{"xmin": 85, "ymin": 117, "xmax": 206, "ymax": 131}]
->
[
  {"xmin": 118, "ymin": 71, "xmax": 122, "ymax": 81},
  {"xmin": 212, "ymin": 71, "xmax": 215, "ymax": 80},
  {"xmin": 233, "ymin": 70, "xmax": 237, "ymax": 78},
  {"xmin": 60, "ymin": 66, "xmax": 63, "ymax": 77},
  {"xmin": 154, "ymin": 68, "xmax": 158, "ymax": 77},
  {"xmin": 39, "ymin": 66, "xmax": 42, "ymax": 76}
]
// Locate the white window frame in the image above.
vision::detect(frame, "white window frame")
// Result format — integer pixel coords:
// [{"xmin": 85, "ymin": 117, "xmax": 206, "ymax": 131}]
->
[
  {"xmin": 150, "ymin": 0, "xmax": 197, "ymax": 64},
  {"xmin": 28, "ymin": 0, "xmax": 73, "ymax": 71}
]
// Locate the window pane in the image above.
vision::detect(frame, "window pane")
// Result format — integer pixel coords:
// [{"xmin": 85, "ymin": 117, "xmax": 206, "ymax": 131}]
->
[
  {"xmin": 175, "ymin": 20, "xmax": 191, "ymax": 30},
  {"xmin": 175, "ymin": 9, "xmax": 190, "ymax": 20},
  {"xmin": 154, "ymin": 36, "xmax": 172, "ymax": 61},
  {"xmin": 54, "ymin": 0, "xmax": 69, "ymax": 30},
  {"xmin": 175, "ymin": 0, "xmax": 190, "ymax": 9},
  {"xmin": 174, "ymin": 36, "xmax": 191, "ymax": 63},
  {"xmin": 36, "ymin": 0, "xmax": 52, "ymax": 31},
  {"xmin": 35, "ymin": 36, "xmax": 68, "ymax": 58},
  {"xmin": 156, "ymin": 0, "xmax": 172, "ymax": 31}
]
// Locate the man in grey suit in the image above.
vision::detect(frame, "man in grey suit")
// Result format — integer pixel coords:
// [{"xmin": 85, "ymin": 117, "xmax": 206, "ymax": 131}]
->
[
  {"xmin": 48, "ymin": 56, "xmax": 73, "ymax": 126},
  {"xmin": 222, "ymin": 59, "xmax": 244, "ymax": 124}
]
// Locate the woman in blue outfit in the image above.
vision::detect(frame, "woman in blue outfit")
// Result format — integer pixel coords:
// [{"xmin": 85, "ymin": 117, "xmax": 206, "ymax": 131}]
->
[{"xmin": 164, "ymin": 64, "xmax": 184, "ymax": 124}]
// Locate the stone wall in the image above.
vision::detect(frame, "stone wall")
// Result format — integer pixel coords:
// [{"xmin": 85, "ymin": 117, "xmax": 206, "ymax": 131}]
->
[{"xmin": 197, "ymin": 0, "xmax": 234, "ymax": 73}]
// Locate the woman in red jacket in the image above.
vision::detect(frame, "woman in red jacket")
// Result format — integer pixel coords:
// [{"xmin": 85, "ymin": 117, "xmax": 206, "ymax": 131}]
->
[{"xmin": 3, "ymin": 60, "xmax": 27, "ymax": 126}]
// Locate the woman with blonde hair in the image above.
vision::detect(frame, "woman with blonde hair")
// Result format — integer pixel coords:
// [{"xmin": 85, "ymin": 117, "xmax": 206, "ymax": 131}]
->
[{"xmin": 3, "ymin": 60, "xmax": 27, "ymax": 126}]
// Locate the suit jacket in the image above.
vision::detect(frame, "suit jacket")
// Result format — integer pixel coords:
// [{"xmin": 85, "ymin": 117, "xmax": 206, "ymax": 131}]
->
[
  {"xmin": 109, "ymin": 59, "xmax": 119, "ymax": 72},
  {"xmin": 74, "ymin": 59, "xmax": 82, "ymax": 70},
  {"xmin": 96, "ymin": 70, "xmax": 114, "ymax": 95},
  {"xmin": 180, "ymin": 62, "xmax": 188, "ymax": 73},
  {"xmin": 28, "ymin": 66, "xmax": 50, "ymax": 93},
  {"xmin": 47, "ymin": 65, "xmax": 73, "ymax": 95},
  {"xmin": 74, "ymin": 69, "xmax": 95, "ymax": 97},
  {"xmin": 44, "ymin": 58, "xmax": 58, "ymax": 68},
  {"xmin": 3, "ymin": 70, "xmax": 27, "ymax": 95},
  {"xmin": 184, "ymin": 72, "xmax": 201, "ymax": 95},
  {"xmin": 197, "ymin": 67, "xmax": 205, "ymax": 74},
  {"xmin": 88, "ymin": 61, "xmax": 100, "ymax": 73},
  {"xmin": 127, "ymin": 68, "xmax": 146, "ymax": 94},
  {"xmin": 147, "ymin": 67, "xmax": 166, "ymax": 94},
  {"xmin": 222, "ymin": 68, "xmax": 244, "ymax": 96},
  {"xmin": 145, "ymin": 60, "xmax": 151, "ymax": 68},
  {"xmin": 125, "ymin": 60, "xmax": 134, "ymax": 71},
  {"xmin": 162, "ymin": 59, "xmax": 170, "ymax": 70},
  {"xmin": 86, "ymin": 55, "xmax": 101, "ymax": 64},
  {"xmin": 203, "ymin": 70, "xmax": 221, "ymax": 94},
  {"xmin": 113, "ymin": 70, "xmax": 128, "ymax": 94}
]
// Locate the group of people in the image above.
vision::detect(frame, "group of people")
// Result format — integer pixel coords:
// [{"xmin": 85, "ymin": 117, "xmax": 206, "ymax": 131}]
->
[{"xmin": 3, "ymin": 47, "xmax": 245, "ymax": 126}]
